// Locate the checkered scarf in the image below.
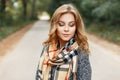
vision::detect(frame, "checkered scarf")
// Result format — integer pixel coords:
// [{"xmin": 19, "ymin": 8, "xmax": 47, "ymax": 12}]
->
[{"xmin": 36, "ymin": 38, "xmax": 79, "ymax": 80}]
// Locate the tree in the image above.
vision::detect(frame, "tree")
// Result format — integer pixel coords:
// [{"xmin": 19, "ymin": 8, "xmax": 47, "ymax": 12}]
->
[
  {"xmin": 47, "ymin": 0, "xmax": 76, "ymax": 17},
  {"xmin": 0, "ymin": 0, "xmax": 6, "ymax": 25},
  {"xmin": 22, "ymin": 0, "xmax": 27, "ymax": 18},
  {"xmin": 30, "ymin": 0, "xmax": 36, "ymax": 19},
  {"xmin": 91, "ymin": 0, "xmax": 120, "ymax": 25}
]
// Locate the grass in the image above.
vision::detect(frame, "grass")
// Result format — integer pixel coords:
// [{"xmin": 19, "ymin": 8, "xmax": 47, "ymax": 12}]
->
[
  {"xmin": 0, "ymin": 20, "xmax": 34, "ymax": 40},
  {"xmin": 86, "ymin": 22, "xmax": 120, "ymax": 45}
]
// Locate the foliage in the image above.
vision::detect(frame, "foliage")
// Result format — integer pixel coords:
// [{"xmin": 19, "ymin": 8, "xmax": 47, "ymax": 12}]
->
[
  {"xmin": 91, "ymin": 0, "xmax": 120, "ymax": 25},
  {"xmin": 0, "ymin": 0, "xmax": 39, "ymax": 26},
  {"xmin": 87, "ymin": 22, "xmax": 120, "ymax": 44},
  {"xmin": 0, "ymin": 19, "xmax": 33, "ymax": 40},
  {"xmin": 46, "ymin": 0, "xmax": 76, "ymax": 17},
  {"xmin": 0, "ymin": 0, "xmax": 37, "ymax": 40}
]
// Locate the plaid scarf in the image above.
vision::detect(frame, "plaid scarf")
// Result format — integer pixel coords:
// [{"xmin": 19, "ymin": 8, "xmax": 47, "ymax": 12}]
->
[{"xmin": 36, "ymin": 38, "xmax": 79, "ymax": 80}]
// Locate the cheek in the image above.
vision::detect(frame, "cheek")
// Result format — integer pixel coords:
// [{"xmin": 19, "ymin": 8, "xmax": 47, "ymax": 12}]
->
[
  {"xmin": 56, "ymin": 27, "xmax": 60, "ymax": 33},
  {"xmin": 56, "ymin": 27, "xmax": 63, "ymax": 34},
  {"xmin": 56, "ymin": 27, "xmax": 61, "ymax": 36},
  {"xmin": 71, "ymin": 27, "xmax": 76, "ymax": 34}
]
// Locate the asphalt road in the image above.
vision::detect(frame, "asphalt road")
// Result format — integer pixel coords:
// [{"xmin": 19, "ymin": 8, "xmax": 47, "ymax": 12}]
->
[{"xmin": 0, "ymin": 20, "xmax": 120, "ymax": 80}]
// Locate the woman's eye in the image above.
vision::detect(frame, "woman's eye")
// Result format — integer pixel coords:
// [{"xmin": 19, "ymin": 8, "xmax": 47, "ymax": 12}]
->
[
  {"xmin": 69, "ymin": 23, "xmax": 75, "ymax": 27},
  {"xmin": 58, "ymin": 22, "xmax": 64, "ymax": 26}
]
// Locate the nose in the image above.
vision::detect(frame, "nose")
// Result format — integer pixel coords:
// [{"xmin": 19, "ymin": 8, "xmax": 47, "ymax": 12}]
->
[{"xmin": 64, "ymin": 26, "xmax": 69, "ymax": 32}]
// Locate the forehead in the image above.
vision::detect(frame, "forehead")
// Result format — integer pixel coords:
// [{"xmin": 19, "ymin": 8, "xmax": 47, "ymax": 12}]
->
[{"xmin": 59, "ymin": 12, "xmax": 75, "ymax": 22}]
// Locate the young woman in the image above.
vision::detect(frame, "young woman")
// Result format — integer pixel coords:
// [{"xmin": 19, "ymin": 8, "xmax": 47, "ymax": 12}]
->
[{"xmin": 36, "ymin": 4, "xmax": 91, "ymax": 80}]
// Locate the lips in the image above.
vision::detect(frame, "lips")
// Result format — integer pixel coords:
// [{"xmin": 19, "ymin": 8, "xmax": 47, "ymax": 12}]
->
[{"xmin": 63, "ymin": 34, "xmax": 70, "ymax": 37}]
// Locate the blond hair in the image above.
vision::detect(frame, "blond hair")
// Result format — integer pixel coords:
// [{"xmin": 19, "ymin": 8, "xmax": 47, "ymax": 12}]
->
[{"xmin": 44, "ymin": 4, "xmax": 90, "ymax": 54}]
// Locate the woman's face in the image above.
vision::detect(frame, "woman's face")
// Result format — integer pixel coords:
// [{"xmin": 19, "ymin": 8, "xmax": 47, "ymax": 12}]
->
[{"xmin": 56, "ymin": 13, "xmax": 76, "ymax": 42}]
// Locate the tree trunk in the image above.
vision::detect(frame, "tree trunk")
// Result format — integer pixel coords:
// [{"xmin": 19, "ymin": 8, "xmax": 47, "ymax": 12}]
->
[
  {"xmin": 22, "ymin": 0, "xmax": 27, "ymax": 19},
  {"xmin": 30, "ymin": 0, "xmax": 36, "ymax": 19},
  {"xmin": 0, "ymin": 0, "xmax": 6, "ymax": 25},
  {"xmin": 0, "ymin": 0, "xmax": 6, "ymax": 12}
]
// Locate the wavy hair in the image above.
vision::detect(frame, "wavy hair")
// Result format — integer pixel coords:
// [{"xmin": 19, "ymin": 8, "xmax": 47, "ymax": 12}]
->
[{"xmin": 44, "ymin": 4, "xmax": 90, "ymax": 54}]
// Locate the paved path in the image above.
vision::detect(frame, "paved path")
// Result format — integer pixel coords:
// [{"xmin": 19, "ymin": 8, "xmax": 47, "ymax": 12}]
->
[
  {"xmin": 0, "ymin": 21, "xmax": 49, "ymax": 80},
  {"xmin": 0, "ymin": 20, "xmax": 120, "ymax": 80},
  {"xmin": 89, "ymin": 41, "xmax": 120, "ymax": 80}
]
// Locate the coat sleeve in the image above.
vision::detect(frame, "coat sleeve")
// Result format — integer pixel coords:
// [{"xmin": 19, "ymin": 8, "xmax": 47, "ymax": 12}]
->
[{"xmin": 76, "ymin": 51, "xmax": 92, "ymax": 80}]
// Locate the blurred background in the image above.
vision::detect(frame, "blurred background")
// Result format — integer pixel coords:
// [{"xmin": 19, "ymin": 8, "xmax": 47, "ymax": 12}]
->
[
  {"xmin": 0, "ymin": 0, "xmax": 120, "ymax": 45},
  {"xmin": 0, "ymin": 0, "xmax": 120, "ymax": 80}
]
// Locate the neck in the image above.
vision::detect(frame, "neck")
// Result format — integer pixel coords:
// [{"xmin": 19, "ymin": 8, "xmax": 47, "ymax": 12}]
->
[{"xmin": 59, "ymin": 40, "xmax": 67, "ymax": 49}]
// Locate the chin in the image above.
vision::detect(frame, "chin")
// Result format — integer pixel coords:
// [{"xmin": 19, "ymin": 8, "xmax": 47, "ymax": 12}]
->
[{"xmin": 62, "ymin": 38, "xmax": 71, "ymax": 41}]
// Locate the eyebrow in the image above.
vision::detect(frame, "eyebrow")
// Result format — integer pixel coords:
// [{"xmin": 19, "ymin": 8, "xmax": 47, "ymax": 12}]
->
[
  {"xmin": 69, "ymin": 21, "xmax": 75, "ymax": 23},
  {"xmin": 58, "ymin": 21, "xmax": 75, "ymax": 23}
]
